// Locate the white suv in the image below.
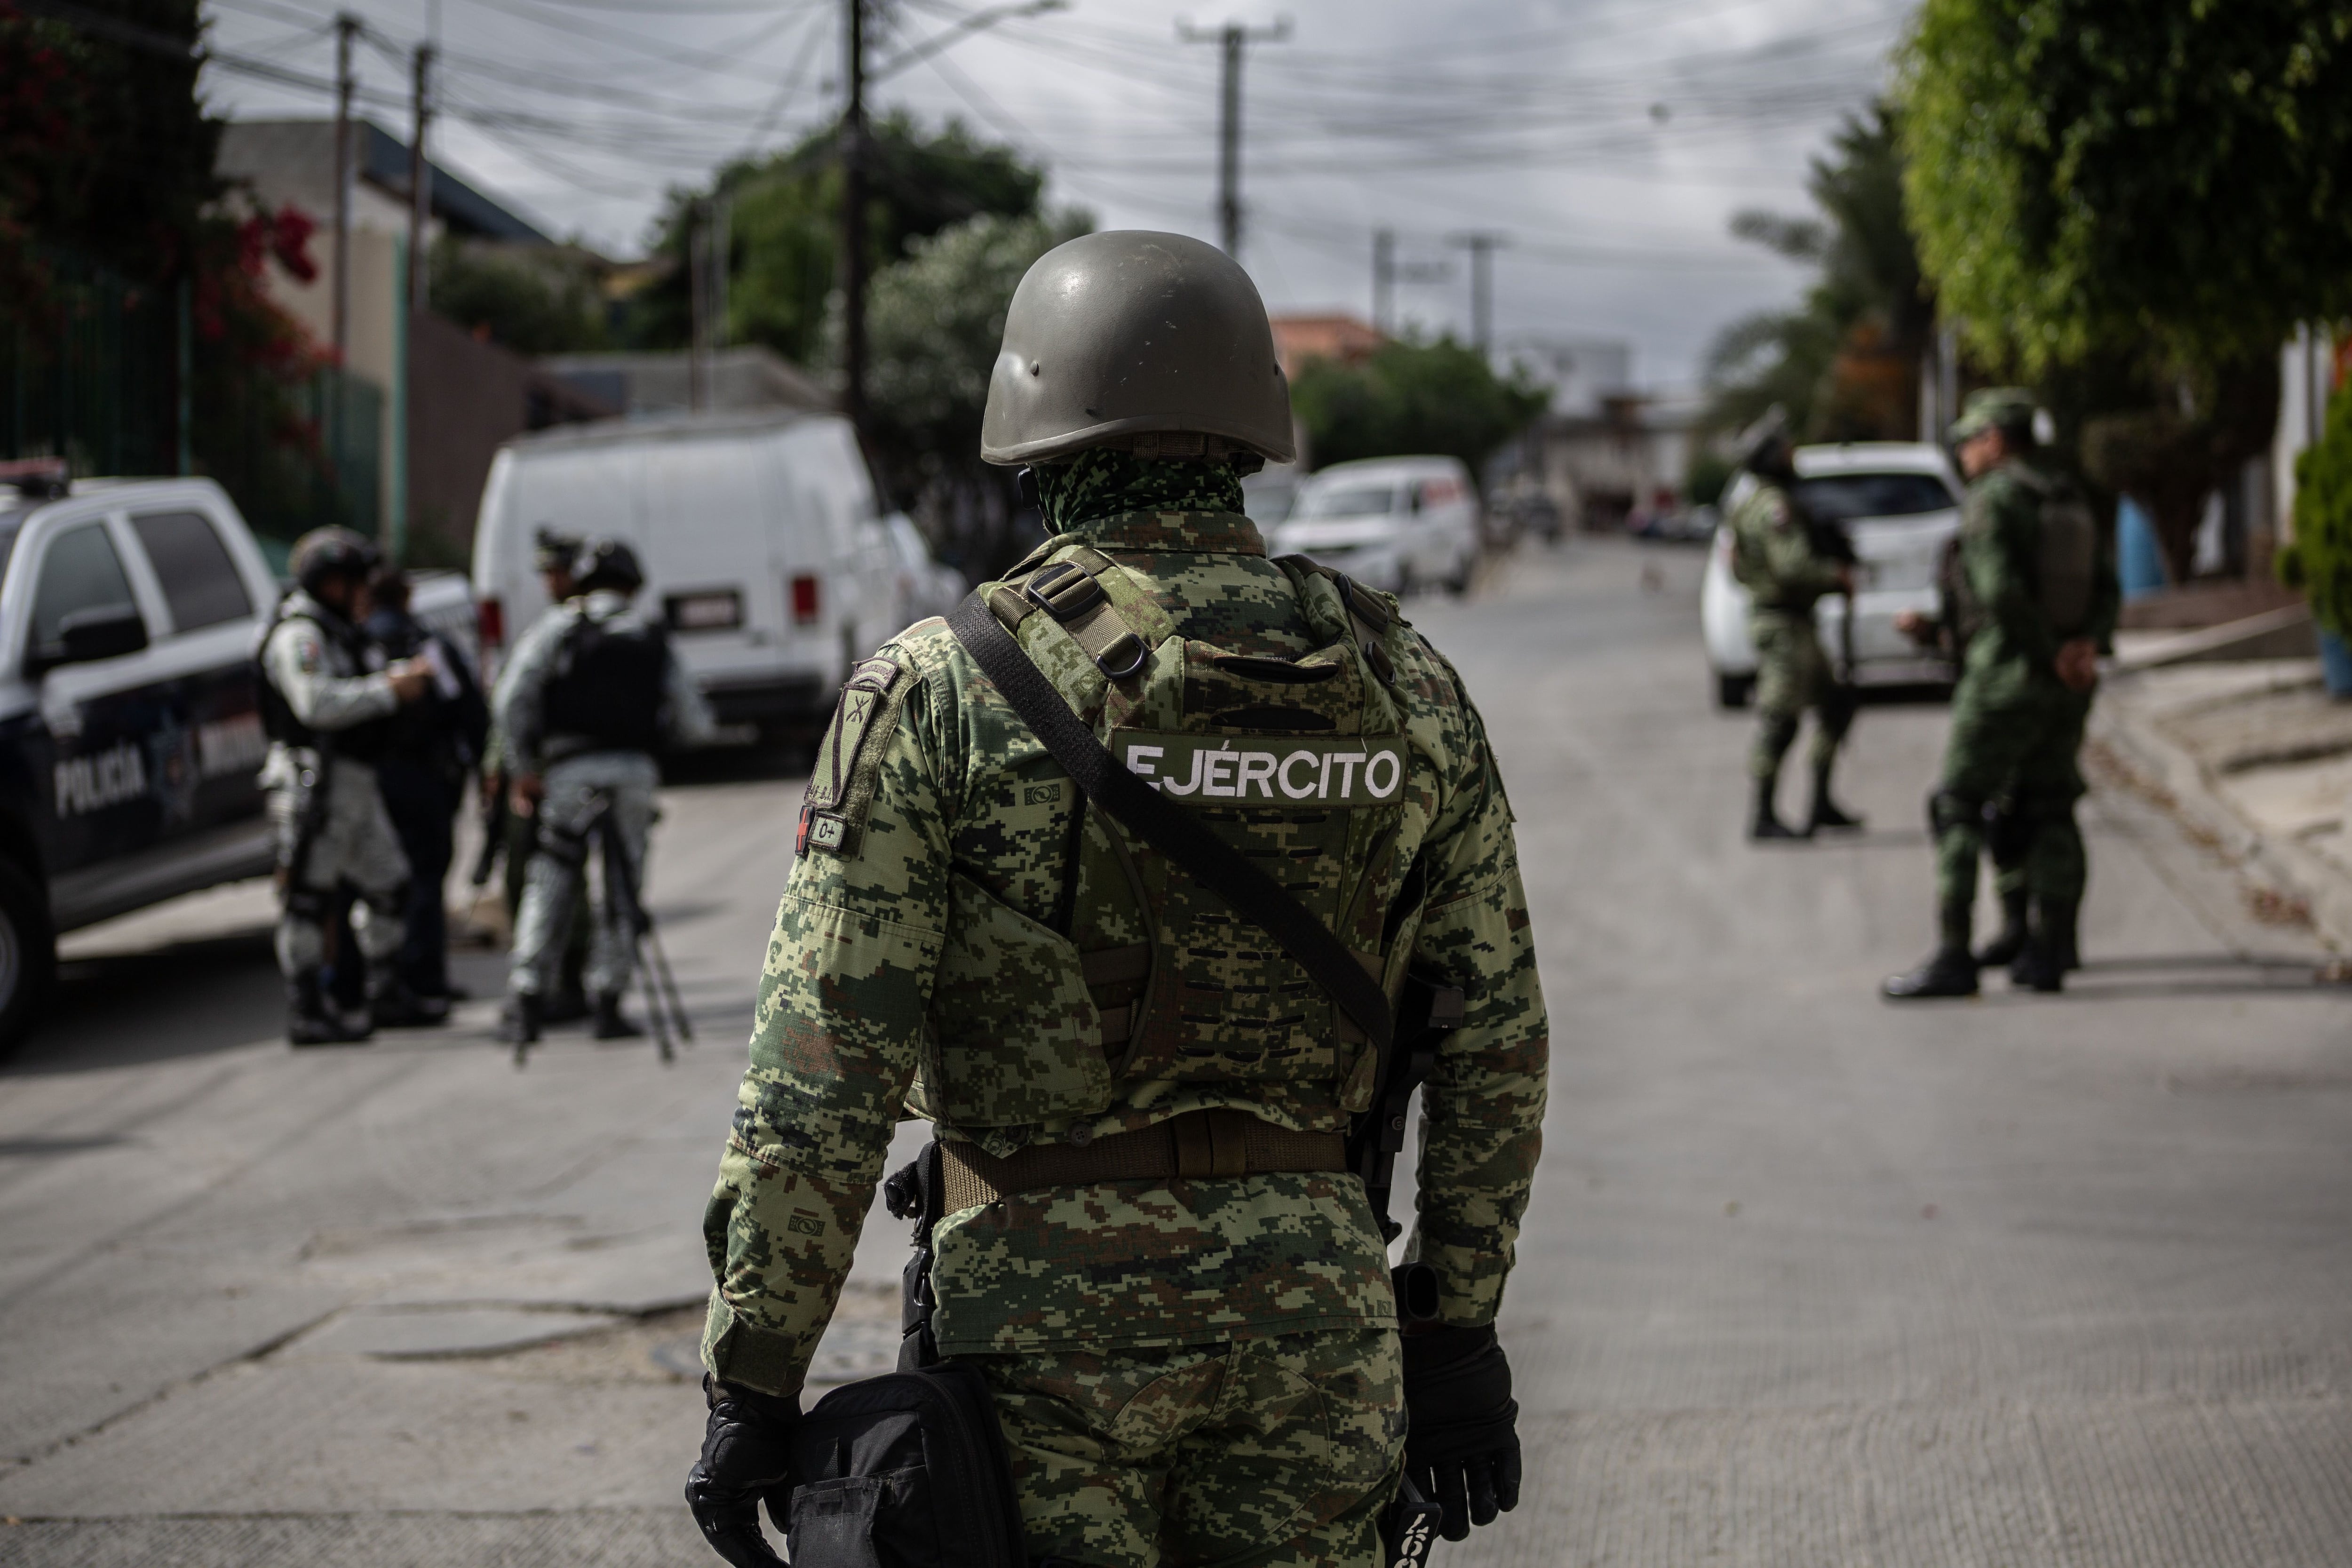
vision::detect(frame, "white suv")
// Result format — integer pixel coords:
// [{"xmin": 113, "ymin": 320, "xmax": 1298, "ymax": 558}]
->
[{"xmin": 1700, "ymin": 441, "xmax": 1964, "ymax": 708}]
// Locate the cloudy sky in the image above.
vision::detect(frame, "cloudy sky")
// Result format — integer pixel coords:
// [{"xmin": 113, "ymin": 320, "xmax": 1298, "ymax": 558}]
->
[{"xmin": 199, "ymin": 0, "xmax": 1914, "ymax": 391}]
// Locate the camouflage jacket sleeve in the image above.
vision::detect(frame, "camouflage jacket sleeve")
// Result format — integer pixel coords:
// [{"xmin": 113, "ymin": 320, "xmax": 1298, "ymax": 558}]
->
[
  {"xmin": 1738, "ymin": 487, "xmax": 1845, "ymax": 604},
  {"xmin": 264, "ymin": 617, "xmax": 397, "ymax": 733},
  {"xmin": 1402, "ymin": 648, "xmax": 1548, "ymax": 1328},
  {"xmin": 491, "ymin": 607, "xmax": 572, "ymax": 774},
  {"xmin": 1961, "ymin": 468, "xmax": 2057, "ymax": 670},
  {"xmin": 700, "ymin": 636, "xmax": 954, "ymax": 1397}
]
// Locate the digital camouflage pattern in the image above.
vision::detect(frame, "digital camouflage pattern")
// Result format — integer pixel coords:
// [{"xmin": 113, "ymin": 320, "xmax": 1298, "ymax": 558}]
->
[
  {"xmin": 701, "ymin": 499, "xmax": 1547, "ymax": 1401},
  {"xmin": 1729, "ymin": 481, "xmax": 1853, "ymax": 779},
  {"xmin": 1034, "ymin": 449, "xmax": 1248, "ymax": 533},
  {"xmin": 1930, "ymin": 456, "xmax": 2120, "ymax": 944},
  {"xmin": 969, "ymin": 1325, "xmax": 1403, "ymax": 1568}
]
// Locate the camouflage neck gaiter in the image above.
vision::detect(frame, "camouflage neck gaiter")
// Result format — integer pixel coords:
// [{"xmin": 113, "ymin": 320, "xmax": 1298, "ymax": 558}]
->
[{"xmin": 1033, "ymin": 447, "xmax": 1248, "ymax": 536}]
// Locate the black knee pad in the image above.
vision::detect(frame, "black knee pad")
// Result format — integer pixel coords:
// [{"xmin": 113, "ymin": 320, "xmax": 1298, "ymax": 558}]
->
[
  {"xmin": 1983, "ymin": 797, "xmax": 2032, "ymax": 864},
  {"xmin": 283, "ymin": 883, "xmax": 331, "ymax": 922},
  {"xmin": 1928, "ymin": 789, "xmax": 1985, "ymax": 836},
  {"xmin": 2010, "ymin": 787, "xmax": 2078, "ymax": 832},
  {"xmin": 365, "ymin": 882, "xmax": 411, "ymax": 921}
]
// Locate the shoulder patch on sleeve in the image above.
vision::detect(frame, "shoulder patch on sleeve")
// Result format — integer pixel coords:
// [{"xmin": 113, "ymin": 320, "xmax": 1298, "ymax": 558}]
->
[{"xmin": 796, "ymin": 655, "xmax": 907, "ymax": 858}]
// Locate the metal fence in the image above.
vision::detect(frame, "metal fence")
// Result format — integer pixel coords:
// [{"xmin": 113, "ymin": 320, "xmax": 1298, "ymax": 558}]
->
[{"xmin": 0, "ymin": 246, "xmax": 381, "ymax": 543}]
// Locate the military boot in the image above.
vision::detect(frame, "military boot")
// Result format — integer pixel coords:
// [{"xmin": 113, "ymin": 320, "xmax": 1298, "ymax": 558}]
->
[
  {"xmin": 2009, "ymin": 899, "xmax": 2077, "ymax": 992},
  {"xmin": 288, "ymin": 972, "xmax": 371, "ymax": 1047},
  {"xmin": 1975, "ymin": 889, "xmax": 2031, "ymax": 967},
  {"xmin": 1806, "ymin": 761, "xmax": 1864, "ymax": 832},
  {"xmin": 591, "ymin": 992, "xmax": 643, "ymax": 1041},
  {"xmin": 371, "ymin": 981, "xmax": 451, "ymax": 1029},
  {"xmin": 1881, "ymin": 946, "xmax": 1979, "ymax": 1000},
  {"xmin": 1750, "ymin": 773, "xmax": 1804, "ymax": 841},
  {"xmin": 498, "ymin": 991, "xmax": 542, "ymax": 1049}
]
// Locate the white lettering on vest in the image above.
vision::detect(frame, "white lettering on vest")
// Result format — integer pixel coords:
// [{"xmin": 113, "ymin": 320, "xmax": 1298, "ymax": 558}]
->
[
  {"xmin": 1235, "ymin": 751, "xmax": 1277, "ymax": 798},
  {"xmin": 1279, "ymin": 749, "xmax": 1320, "ymax": 799},
  {"xmin": 1126, "ymin": 743, "xmax": 1164, "ymax": 792},
  {"xmin": 1331, "ymin": 751, "xmax": 1366, "ymax": 797},
  {"xmin": 1364, "ymin": 750, "xmax": 1402, "ymax": 799},
  {"xmin": 1200, "ymin": 744, "xmax": 1239, "ymax": 797}
]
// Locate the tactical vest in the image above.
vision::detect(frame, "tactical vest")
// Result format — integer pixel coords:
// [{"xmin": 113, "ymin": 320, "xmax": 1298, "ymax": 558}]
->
[
  {"xmin": 542, "ymin": 612, "xmax": 668, "ymax": 757},
  {"xmin": 2018, "ymin": 467, "xmax": 2098, "ymax": 638},
  {"xmin": 905, "ymin": 544, "xmax": 1426, "ymax": 1135},
  {"xmin": 255, "ymin": 597, "xmax": 394, "ymax": 763}
]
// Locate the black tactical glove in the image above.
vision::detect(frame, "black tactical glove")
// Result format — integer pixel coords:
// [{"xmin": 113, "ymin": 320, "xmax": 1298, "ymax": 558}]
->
[
  {"xmin": 684, "ymin": 1374, "xmax": 801, "ymax": 1568},
  {"xmin": 1399, "ymin": 1323, "xmax": 1522, "ymax": 1542}
]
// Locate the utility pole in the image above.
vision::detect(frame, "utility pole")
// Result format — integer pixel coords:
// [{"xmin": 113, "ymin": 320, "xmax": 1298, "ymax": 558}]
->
[
  {"xmin": 407, "ymin": 40, "xmax": 435, "ymax": 317},
  {"xmin": 839, "ymin": 0, "xmax": 868, "ymax": 433},
  {"xmin": 1447, "ymin": 231, "xmax": 1505, "ymax": 354},
  {"xmin": 1371, "ymin": 228, "xmax": 1394, "ymax": 336},
  {"xmin": 689, "ymin": 202, "xmax": 709, "ymax": 412},
  {"xmin": 1179, "ymin": 18, "xmax": 1289, "ymax": 257},
  {"xmin": 331, "ymin": 12, "xmax": 358, "ymax": 367}
]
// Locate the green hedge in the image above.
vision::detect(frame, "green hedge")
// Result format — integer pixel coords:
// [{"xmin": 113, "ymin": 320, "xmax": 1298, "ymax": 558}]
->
[{"xmin": 2281, "ymin": 380, "xmax": 2352, "ymax": 637}]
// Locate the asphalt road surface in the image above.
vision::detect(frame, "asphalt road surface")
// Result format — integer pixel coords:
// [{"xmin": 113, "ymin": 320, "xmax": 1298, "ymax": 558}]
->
[{"xmin": 3, "ymin": 537, "xmax": 2346, "ymax": 1567}]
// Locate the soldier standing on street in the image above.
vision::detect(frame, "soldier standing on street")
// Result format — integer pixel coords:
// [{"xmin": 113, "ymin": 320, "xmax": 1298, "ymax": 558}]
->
[
  {"xmin": 489, "ymin": 529, "xmax": 593, "ymax": 1021},
  {"xmin": 1884, "ymin": 389, "xmax": 2118, "ymax": 1000},
  {"xmin": 493, "ymin": 538, "xmax": 713, "ymax": 1046},
  {"xmin": 685, "ymin": 232, "xmax": 1548, "ymax": 1567},
  {"xmin": 258, "ymin": 528, "xmax": 434, "ymax": 1044},
  {"xmin": 1726, "ymin": 410, "xmax": 1863, "ymax": 839}
]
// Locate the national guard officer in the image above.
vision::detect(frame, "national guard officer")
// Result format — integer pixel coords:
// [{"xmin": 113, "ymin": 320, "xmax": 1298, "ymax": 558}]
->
[
  {"xmin": 258, "ymin": 528, "xmax": 433, "ymax": 1044},
  {"xmin": 1883, "ymin": 389, "xmax": 2117, "ymax": 1000},
  {"xmin": 1725, "ymin": 409, "xmax": 1862, "ymax": 839},
  {"xmin": 493, "ymin": 538, "xmax": 713, "ymax": 1045},
  {"xmin": 685, "ymin": 232, "xmax": 1548, "ymax": 1567}
]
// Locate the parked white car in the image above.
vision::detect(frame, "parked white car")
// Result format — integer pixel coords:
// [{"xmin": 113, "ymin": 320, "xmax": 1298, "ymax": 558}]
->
[
  {"xmin": 886, "ymin": 514, "xmax": 966, "ymax": 627},
  {"xmin": 1271, "ymin": 456, "xmax": 1480, "ymax": 596},
  {"xmin": 471, "ymin": 411, "xmax": 902, "ymax": 740},
  {"xmin": 1700, "ymin": 441, "xmax": 1964, "ymax": 708}
]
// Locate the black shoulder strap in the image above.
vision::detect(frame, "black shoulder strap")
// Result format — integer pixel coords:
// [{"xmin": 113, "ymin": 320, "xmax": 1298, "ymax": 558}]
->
[{"xmin": 947, "ymin": 591, "xmax": 1393, "ymax": 1055}]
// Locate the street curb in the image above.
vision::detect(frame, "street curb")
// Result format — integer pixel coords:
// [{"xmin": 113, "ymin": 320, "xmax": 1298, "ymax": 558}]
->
[{"xmin": 2089, "ymin": 673, "xmax": 2352, "ymax": 954}]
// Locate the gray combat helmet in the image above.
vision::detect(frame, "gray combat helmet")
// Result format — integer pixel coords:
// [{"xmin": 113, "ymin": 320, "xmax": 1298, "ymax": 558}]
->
[{"xmin": 981, "ymin": 231, "xmax": 1295, "ymax": 467}]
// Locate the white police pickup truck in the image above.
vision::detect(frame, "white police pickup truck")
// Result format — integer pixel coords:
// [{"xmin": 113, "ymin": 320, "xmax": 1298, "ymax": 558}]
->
[{"xmin": 0, "ymin": 469, "xmax": 472, "ymax": 1055}]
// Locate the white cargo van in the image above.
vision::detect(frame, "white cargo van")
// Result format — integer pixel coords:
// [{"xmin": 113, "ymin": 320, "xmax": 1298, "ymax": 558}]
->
[{"xmin": 470, "ymin": 411, "xmax": 902, "ymax": 739}]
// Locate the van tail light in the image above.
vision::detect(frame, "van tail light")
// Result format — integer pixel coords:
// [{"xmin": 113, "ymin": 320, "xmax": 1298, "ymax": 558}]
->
[
  {"xmin": 790, "ymin": 573, "xmax": 821, "ymax": 626},
  {"xmin": 477, "ymin": 596, "xmax": 505, "ymax": 650}
]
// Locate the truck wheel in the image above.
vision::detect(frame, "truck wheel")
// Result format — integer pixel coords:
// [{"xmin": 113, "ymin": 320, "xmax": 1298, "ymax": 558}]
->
[
  {"xmin": 0, "ymin": 857, "xmax": 55, "ymax": 1062},
  {"xmin": 1716, "ymin": 672, "xmax": 1755, "ymax": 710}
]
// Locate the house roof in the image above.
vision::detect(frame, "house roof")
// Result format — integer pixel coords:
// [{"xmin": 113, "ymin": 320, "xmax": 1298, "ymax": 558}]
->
[
  {"xmin": 1269, "ymin": 314, "xmax": 1385, "ymax": 379},
  {"xmin": 217, "ymin": 118, "xmax": 554, "ymax": 245}
]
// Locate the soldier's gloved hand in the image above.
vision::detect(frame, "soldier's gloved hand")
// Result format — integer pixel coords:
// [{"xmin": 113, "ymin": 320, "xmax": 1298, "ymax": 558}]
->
[
  {"xmin": 1400, "ymin": 1323, "xmax": 1522, "ymax": 1542},
  {"xmin": 684, "ymin": 1374, "xmax": 801, "ymax": 1568}
]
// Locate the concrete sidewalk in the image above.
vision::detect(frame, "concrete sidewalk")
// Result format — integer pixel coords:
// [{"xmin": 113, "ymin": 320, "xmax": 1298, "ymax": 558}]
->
[{"xmin": 2091, "ymin": 653, "xmax": 2352, "ymax": 955}]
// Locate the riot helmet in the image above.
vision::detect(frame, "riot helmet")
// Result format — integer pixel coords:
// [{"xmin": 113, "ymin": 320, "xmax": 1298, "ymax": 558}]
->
[
  {"xmin": 290, "ymin": 527, "xmax": 381, "ymax": 596},
  {"xmin": 572, "ymin": 537, "xmax": 645, "ymax": 595},
  {"xmin": 981, "ymin": 231, "xmax": 1295, "ymax": 468},
  {"xmin": 533, "ymin": 526, "xmax": 583, "ymax": 575}
]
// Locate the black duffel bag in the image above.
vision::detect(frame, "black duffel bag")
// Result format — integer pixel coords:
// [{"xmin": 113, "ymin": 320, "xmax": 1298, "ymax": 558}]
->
[{"xmin": 779, "ymin": 1141, "xmax": 1026, "ymax": 1568}]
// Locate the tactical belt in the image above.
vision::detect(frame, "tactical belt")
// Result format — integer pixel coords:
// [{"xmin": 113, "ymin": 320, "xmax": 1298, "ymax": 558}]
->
[{"xmin": 938, "ymin": 1108, "xmax": 1345, "ymax": 1213}]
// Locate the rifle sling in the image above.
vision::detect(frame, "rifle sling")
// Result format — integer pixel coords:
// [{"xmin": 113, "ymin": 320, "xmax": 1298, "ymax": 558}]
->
[{"xmin": 947, "ymin": 591, "xmax": 1394, "ymax": 1057}]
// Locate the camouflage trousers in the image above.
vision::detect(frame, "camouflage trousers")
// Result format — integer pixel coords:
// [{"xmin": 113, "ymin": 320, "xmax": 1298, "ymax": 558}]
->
[
  {"xmin": 968, "ymin": 1326, "xmax": 1403, "ymax": 1568},
  {"xmin": 1931, "ymin": 669, "xmax": 2092, "ymax": 947},
  {"xmin": 1748, "ymin": 610, "xmax": 1855, "ymax": 778},
  {"xmin": 267, "ymin": 754, "xmax": 410, "ymax": 981},
  {"xmin": 508, "ymin": 751, "xmax": 658, "ymax": 999}
]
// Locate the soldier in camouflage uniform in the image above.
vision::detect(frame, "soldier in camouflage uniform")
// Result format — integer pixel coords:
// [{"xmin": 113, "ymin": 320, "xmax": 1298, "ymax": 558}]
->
[
  {"xmin": 1725, "ymin": 410, "xmax": 1862, "ymax": 839},
  {"xmin": 686, "ymin": 232, "xmax": 1548, "ymax": 1568},
  {"xmin": 1884, "ymin": 390, "xmax": 2117, "ymax": 1000}
]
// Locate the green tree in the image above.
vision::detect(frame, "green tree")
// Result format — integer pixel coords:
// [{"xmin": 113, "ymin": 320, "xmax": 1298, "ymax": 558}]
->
[
  {"xmin": 627, "ymin": 113, "xmax": 1045, "ymax": 365},
  {"xmin": 1899, "ymin": 0, "xmax": 2352, "ymax": 581},
  {"xmin": 428, "ymin": 239, "xmax": 609, "ymax": 355},
  {"xmin": 854, "ymin": 207, "xmax": 1091, "ymax": 580},
  {"xmin": 1291, "ymin": 337, "xmax": 1548, "ymax": 482},
  {"xmin": 1704, "ymin": 104, "xmax": 1932, "ymax": 444}
]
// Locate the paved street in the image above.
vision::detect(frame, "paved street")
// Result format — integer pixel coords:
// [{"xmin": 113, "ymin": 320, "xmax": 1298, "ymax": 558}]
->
[{"xmin": 4, "ymin": 536, "xmax": 2348, "ymax": 1566}]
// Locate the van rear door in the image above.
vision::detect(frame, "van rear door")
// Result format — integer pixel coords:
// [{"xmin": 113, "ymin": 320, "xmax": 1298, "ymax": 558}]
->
[{"xmin": 635, "ymin": 430, "xmax": 785, "ymax": 700}]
